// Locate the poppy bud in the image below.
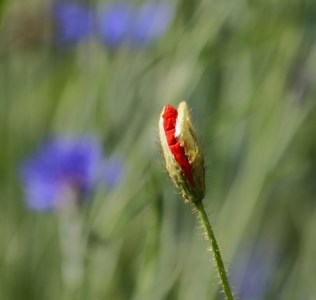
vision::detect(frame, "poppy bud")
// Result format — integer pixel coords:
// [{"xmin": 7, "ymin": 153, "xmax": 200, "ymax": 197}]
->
[{"xmin": 159, "ymin": 101, "xmax": 205, "ymax": 203}]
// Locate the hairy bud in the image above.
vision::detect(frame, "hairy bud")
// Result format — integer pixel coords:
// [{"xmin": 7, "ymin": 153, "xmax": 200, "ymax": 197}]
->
[{"xmin": 159, "ymin": 101, "xmax": 205, "ymax": 203}]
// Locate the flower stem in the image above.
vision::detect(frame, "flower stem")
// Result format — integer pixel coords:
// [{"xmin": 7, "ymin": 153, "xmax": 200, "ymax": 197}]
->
[{"xmin": 194, "ymin": 200, "xmax": 234, "ymax": 300}]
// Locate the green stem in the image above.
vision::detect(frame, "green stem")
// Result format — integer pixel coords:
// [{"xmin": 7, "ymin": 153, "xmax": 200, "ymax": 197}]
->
[{"xmin": 194, "ymin": 201, "xmax": 234, "ymax": 300}]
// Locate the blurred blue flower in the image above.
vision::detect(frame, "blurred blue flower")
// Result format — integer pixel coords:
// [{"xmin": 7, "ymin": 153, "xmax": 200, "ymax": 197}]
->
[
  {"xmin": 97, "ymin": 3, "xmax": 134, "ymax": 48},
  {"xmin": 133, "ymin": 1, "xmax": 174, "ymax": 44},
  {"xmin": 20, "ymin": 137, "xmax": 123, "ymax": 211},
  {"xmin": 53, "ymin": 1, "xmax": 93, "ymax": 45},
  {"xmin": 97, "ymin": 1, "xmax": 173, "ymax": 48},
  {"xmin": 230, "ymin": 240, "xmax": 279, "ymax": 300}
]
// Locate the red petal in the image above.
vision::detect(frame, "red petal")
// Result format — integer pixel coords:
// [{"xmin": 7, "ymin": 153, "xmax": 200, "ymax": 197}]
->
[
  {"xmin": 169, "ymin": 143, "xmax": 194, "ymax": 186},
  {"xmin": 165, "ymin": 129, "xmax": 177, "ymax": 145},
  {"xmin": 164, "ymin": 118, "xmax": 176, "ymax": 131},
  {"xmin": 162, "ymin": 104, "xmax": 177, "ymax": 131}
]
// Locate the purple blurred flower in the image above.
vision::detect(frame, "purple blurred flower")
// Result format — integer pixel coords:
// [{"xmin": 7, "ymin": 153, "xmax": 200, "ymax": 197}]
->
[
  {"xmin": 133, "ymin": 1, "xmax": 174, "ymax": 44},
  {"xmin": 97, "ymin": 1, "xmax": 173, "ymax": 48},
  {"xmin": 20, "ymin": 137, "xmax": 123, "ymax": 211},
  {"xmin": 230, "ymin": 241, "xmax": 279, "ymax": 300},
  {"xmin": 97, "ymin": 3, "xmax": 134, "ymax": 48},
  {"xmin": 53, "ymin": 1, "xmax": 93, "ymax": 45}
]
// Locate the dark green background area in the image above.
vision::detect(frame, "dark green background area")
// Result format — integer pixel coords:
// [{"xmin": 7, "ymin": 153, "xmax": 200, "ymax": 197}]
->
[{"xmin": 0, "ymin": 0, "xmax": 316, "ymax": 299}]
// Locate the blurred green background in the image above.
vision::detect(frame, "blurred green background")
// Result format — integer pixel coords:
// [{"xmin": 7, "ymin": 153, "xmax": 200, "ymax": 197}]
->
[{"xmin": 1, "ymin": 0, "xmax": 316, "ymax": 299}]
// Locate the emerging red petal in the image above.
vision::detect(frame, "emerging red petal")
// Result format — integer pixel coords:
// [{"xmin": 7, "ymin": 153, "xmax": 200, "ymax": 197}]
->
[
  {"xmin": 162, "ymin": 104, "xmax": 177, "ymax": 129},
  {"xmin": 165, "ymin": 128, "xmax": 177, "ymax": 145},
  {"xmin": 162, "ymin": 104, "xmax": 194, "ymax": 186}
]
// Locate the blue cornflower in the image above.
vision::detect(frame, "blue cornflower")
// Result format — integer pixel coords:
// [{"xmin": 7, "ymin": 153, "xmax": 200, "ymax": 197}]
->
[
  {"xmin": 20, "ymin": 137, "xmax": 123, "ymax": 211},
  {"xmin": 97, "ymin": 1, "xmax": 173, "ymax": 48},
  {"xmin": 230, "ymin": 241, "xmax": 279, "ymax": 300},
  {"xmin": 133, "ymin": 1, "xmax": 174, "ymax": 44},
  {"xmin": 97, "ymin": 3, "xmax": 134, "ymax": 48},
  {"xmin": 53, "ymin": 1, "xmax": 93, "ymax": 45}
]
